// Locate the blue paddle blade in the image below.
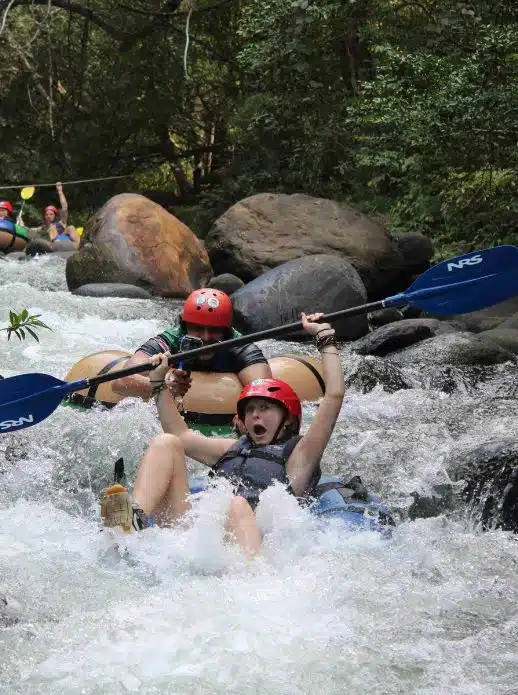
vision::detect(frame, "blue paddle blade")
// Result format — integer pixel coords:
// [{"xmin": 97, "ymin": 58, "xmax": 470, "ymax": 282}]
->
[
  {"xmin": 0, "ymin": 373, "xmax": 79, "ymax": 432},
  {"xmin": 386, "ymin": 245, "xmax": 518, "ymax": 315}
]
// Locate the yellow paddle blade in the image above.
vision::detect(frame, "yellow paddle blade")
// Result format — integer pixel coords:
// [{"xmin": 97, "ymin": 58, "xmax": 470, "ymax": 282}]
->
[
  {"xmin": 76, "ymin": 226, "xmax": 84, "ymax": 236},
  {"xmin": 21, "ymin": 187, "xmax": 35, "ymax": 200}
]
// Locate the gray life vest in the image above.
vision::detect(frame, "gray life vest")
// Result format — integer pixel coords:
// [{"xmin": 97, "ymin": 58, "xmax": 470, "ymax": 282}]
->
[{"xmin": 211, "ymin": 434, "xmax": 318, "ymax": 507}]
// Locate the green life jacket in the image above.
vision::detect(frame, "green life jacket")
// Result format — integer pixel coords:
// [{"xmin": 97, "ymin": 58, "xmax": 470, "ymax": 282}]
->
[{"xmin": 160, "ymin": 324, "xmax": 242, "ymax": 352}]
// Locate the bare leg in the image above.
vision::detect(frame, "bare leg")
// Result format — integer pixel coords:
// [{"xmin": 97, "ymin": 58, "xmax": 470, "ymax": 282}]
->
[
  {"xmin": 225, "ymin": 496, "xmax": 262, "ymax": 558},
  {"xmin": 132, "ymin": 433, "xmax": 191, "ymax": 525},
  {"xmin": 65, "ymin": 225, "xmax": 80, "ymax": 248}
]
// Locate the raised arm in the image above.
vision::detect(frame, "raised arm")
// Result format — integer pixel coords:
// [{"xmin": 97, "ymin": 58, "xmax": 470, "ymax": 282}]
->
[
  {"xmin": 286, "ymin": 312, "xmax": 344, "ymax": 497},
  {"xmin": 56, "ymin": 182, "xmax": 68, "ymax": 226}
]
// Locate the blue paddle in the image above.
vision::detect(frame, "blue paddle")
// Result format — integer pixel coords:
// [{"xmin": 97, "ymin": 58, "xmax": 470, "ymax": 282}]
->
[{"xmin": 1, "ymin": 245, "xmax": 518, "ymax": 433}]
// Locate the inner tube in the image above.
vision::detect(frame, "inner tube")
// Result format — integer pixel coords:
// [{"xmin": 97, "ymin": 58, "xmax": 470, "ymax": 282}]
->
[
  {"xmin": 63, "ymin": 350, "xmax": 325, "ymax": 429},
  {"xmin": 25, "ymin": 238, "xmax": 77, "ymax": 256},
  {"xmin": 0, "ymin": 219, "xmax": 29, "ymax": 253},
  {"xmin": 188, "ymin": 474, "xmax": 394, "ymax": 537}
]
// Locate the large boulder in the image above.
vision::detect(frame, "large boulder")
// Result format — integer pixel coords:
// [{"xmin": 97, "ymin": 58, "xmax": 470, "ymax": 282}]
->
[
  {"xmin": 344, "ymin": 356, "xmax": 411, "ymax": 393},
  {"xmin": 231, "ymin": 254, "xmax": 368, "ymax": 340},
  {"xmin": 66, "ymin": 194, "xmax": 212, "ymax": 297},
  {"xmin": 205, "ymin": 193, "xmax": 407, "ymax": 299}
]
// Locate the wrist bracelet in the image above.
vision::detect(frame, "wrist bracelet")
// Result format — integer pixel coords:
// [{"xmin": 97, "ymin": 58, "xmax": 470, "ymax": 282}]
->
[
  {"xmin": 315, "ymin": 333, "xmax": 337, "ymax": 351},
  {"xmin": 149, "ymin": 379, "xmax": 165, "ymax": 384},
  {"xmin": 151, "ymin": 382, "xmax": 166, "ymax": 398},
  {"xmin": 316, "ymin": 327, "xmax": 333, "ymax": 335}
]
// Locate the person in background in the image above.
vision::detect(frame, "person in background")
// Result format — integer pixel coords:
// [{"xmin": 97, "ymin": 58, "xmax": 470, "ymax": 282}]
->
[
  {"xmin": 0, "ymin": 201, "xmax": 14, "ymax": 220},
  {"xmin": 21, "ymin": 182, "xmax": 80, "ymax": 248}
]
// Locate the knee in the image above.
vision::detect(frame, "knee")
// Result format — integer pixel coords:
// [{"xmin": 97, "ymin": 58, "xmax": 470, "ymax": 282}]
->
[
  {"xmin": 229, "ymin": 495, "xmax": 254, "ymax": 520},
  {"xmin": 149, "ymin": 433, "xmax": 184, "ymax": 457}
]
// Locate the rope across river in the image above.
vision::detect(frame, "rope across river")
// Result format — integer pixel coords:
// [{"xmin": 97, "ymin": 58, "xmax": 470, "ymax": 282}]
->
[{"xmin": 0, "ymin": 175, "xmax": 132, "ymax": 191}]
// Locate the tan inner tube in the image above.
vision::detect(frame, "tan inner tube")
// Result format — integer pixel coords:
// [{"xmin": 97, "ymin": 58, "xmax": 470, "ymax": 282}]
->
[
  {"xmin": 65, "ymin": 351, "xmax": 324, "ymax": 425},
  {"xmin": 0, "ymin": 231, "xmax": 28, "ymax": 253}
]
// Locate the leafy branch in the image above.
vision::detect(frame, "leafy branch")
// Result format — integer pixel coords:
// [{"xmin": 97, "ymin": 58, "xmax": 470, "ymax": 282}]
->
[{"xmin": 1, "ymin": 309, "xmax": 52, "ymax": 342}]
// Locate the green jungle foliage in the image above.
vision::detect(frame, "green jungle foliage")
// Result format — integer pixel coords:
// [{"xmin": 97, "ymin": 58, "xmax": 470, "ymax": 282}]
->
[{"xmin": 1, "ymin": 0, "xmax": 516, "ymax": 254}]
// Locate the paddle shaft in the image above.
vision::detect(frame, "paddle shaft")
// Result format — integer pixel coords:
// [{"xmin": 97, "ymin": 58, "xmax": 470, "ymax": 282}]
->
[
  {"xmin": 82, "ymin": 298, "xmax": 387, "ymax": 389},
  {"xmin": 84, "ymin": 272, "xmax": 496, "ymax": 391},
  {"xmin": 81, "ymin": 275, "xmax": 494, "ymax": 390}
]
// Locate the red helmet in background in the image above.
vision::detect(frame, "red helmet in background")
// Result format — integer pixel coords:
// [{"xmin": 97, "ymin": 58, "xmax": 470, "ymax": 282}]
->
[
  {"xmin": 44, "ymin": 205, "xmax": 60, "ymax": 218},
  {"xmin": 237, "ymin": 378, "xmax": 302, "ymax": 429},
  {"xmin": 0, "ymin": 201, "xmax": 13, "ymax": 214},
  {"xmin": 182, "ymin": 289, "xmax": 233, "ymax": 328}
]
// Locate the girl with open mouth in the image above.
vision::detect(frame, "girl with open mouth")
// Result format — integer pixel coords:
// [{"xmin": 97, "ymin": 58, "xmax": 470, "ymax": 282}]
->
[{"xmin": 101, "ymin": 311, "xmax": 344, "ymax": 557}]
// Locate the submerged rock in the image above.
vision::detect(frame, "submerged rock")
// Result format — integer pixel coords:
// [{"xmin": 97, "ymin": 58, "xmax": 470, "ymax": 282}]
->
[
  {"xmin": 387, "ymin": 331, "xmax": 516, "ymax": 368},
  {"xmin": 344, "ymin": 356, "xmax": 411, "ymax": 394},
  {"xmin": 0, "ymin": 595, "xmax": 22, "ymax": 627},
  {"xmin": 448, "ymin": 439, "xmax": 518, "ymax": 531},
  {"xmin": 72, "ymin": 283, "xmax": 152, "ymax": 299}
]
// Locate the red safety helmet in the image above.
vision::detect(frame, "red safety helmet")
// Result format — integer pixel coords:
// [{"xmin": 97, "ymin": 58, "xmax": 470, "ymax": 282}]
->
[
  {"xmin": 182, "ymin": 288, "xmax": 233, "ymax": 328},
  {"xmin": 44, "ymin": 205, "xmax": 60, "ymax": 218},
  {"xmin": 0, "ymin": 201, "xmax": 13, "ymax": 214},
  {"xmin": 237, "ymin": 378, "xmax": 302, "ymax": 429}
]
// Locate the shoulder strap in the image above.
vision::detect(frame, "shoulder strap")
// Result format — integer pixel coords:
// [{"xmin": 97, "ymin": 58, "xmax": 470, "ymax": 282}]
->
[
  {"xmin": 234, "ymin": 435, "xmax": 303, "ymax": 466},
  {"xmin": 212, "ymin": 435, "xmax": 302, "ymax": 470},
  {"xmin": 211, "ymin": 435, "xmax": 250, "ymax": 471}
]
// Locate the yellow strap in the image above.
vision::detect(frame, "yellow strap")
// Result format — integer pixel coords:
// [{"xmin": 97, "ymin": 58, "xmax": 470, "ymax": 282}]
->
[{"xmin": 104, "ymin": 483, "xmax": 128, "ymax": 496}]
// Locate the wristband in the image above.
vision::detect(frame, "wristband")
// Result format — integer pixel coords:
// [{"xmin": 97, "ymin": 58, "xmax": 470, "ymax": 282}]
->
[
  {"xmin": 315, "ymin": 333, "xmax": 337, "ymax": 351},
  {"xmin": 151, "ymin": 382, "xmax": 166, "ymax": 398}
]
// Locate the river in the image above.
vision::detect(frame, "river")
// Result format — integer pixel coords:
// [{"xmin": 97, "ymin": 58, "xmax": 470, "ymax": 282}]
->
[{"xmin": 1, "ymin": 254, "xmax": 518, "ymax": 694}]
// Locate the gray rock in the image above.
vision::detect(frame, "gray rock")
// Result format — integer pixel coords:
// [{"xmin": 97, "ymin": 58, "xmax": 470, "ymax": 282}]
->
[
  {"xmin": 386, "ymin": 331, "xmax": 516, "ymax": 367},
  {"xmin": 344, "ymin": 356, "xmax": 411, "ymax": 393},
  {"xmin": 448, "ymin": 439, "xmax": 518, "ymax": 531},
  {"xmin": 231, "ymin": 254, "xmax": 369, "ymax": 340},
  {"xmin": 205, "ymin": 192, "xmax": 406, "ymax": 298},
  {"xmin": 71, "ymin": 283, "xmax": 153, "ymax": 299},
  {"xmin": 352, "ymin": 318, "xmax": 457, "ymax": 357},
  {"xmin": 427, "ymin": 297, "xmax": 518, "ymax": 333},
  {"xmin": 208, "ymin": 273, "xmax": 244, "ymax": 295},
  {"xmin": 479, "ymin": 328, "xmax": 518, "ymax": 355},
  {"xmin": 394, "ymin": 232, "xmax": 434, "ymax": 275}
]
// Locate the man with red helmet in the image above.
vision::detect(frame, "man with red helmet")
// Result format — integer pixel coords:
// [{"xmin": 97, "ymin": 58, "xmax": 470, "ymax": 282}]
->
[
  {"xmin": 101, "ymin": 311, "xmax": 345, "ymax": 557},
  {"xmin": 0, "ymin": 201, "xmax": 14, "ymax": 220},
  {"xmin": 112, "ymin": 288, "xmax": 272, "ymax": 404}
]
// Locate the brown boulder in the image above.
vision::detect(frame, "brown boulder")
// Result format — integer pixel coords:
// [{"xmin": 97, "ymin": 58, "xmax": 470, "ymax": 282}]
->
[
  {"xmin": 66, "ymin": 194, "xmax": 212, "ymax": 297},
  {"xmin": 205, "ymin": 193, "xmax": 406, "ymax": 298}
]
